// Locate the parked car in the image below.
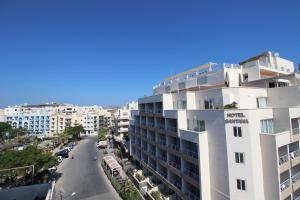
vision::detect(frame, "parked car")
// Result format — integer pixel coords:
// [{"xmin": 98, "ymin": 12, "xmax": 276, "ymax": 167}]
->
[
  {"xmin": 48, "ymin": 166, "xmax": 57, "ymax": 173},
  {"xmin": 56, "ymin": 149, "xmax": 69, "ymax": 158},
  {"xmin": 57, "ymin": 156, "xmax": 63, "ymax": 163},
  {"xmin": 64, "ymin": 147, "xmax": 71, "ymax": 152}
]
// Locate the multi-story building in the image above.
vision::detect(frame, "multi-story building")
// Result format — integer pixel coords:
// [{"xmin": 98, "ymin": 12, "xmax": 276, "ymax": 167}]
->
[
  {"xmin": 114, "ymin": 101, "xmax": 138, "ymax": 142},
  {"xmin": 0, "ymin": 109, "xmax": 6, "ymax": 122},
  {"xmin": 130, "ymin": 51, "xmax": 300, "ymax": 200},
  {"xmin": 5, "ymin": 103, "xmax": 113, "ymax": 136}
]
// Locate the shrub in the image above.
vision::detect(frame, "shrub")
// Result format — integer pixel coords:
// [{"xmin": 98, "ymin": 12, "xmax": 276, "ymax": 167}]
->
[
  {"xmin": 151, "ymin": 191, "xmax": 161, "ymax": 200},
  {"xmin": 135, "ymin": 173, "xmax": 145, "ymax": 182}
]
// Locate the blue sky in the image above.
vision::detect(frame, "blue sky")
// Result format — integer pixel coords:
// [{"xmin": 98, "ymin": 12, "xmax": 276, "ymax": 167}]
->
[{"xmin": 0, "ymin": 0, "xmax": 299, "ymax": 107}]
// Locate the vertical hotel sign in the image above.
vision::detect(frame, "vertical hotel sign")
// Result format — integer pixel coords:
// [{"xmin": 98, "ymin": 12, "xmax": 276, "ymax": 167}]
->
[{"xmin": 225, "ymin": 113, "xmax": 248, "ymax": 124}]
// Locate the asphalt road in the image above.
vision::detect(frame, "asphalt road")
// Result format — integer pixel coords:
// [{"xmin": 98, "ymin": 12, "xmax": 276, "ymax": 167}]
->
[{"xmin": 54, "ymin": 137, "xmax": 120, "ymax": 200}]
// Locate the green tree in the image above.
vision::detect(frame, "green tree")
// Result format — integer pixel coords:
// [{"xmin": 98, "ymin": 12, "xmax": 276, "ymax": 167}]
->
[
  {"xmin": 0, "ymin": 122, "xmax": 12, "ymax": 141},
  {"xmin": 98, "ymin": 128, "xmax": 107, "ymax": 141},
  {"xmin": 64, "ymin": 125, "xmax": 85, "ymax": 139},
  {"xmin": 224, "ymin": 101, "xmax": 238, "ymax": 109}
]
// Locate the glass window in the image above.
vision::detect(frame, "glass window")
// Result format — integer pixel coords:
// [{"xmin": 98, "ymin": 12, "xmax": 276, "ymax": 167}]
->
[
  {"xmin": 256, "ymin": 97, "xmax": 267, "ymax": 108},
  {"xmin": 233, "ymin": 127, "xmax": 242, "ymax": 137},
  {"xmin": 235, "ymin": 152, "xmax": 245, "ymax": 163},
  {"xmin": 237, "ymin": 179, "xmax": 246, "ymax": 191},
  {"xmin": 260, "ymin": 119, "xmax": 274, "ymax": 134}
]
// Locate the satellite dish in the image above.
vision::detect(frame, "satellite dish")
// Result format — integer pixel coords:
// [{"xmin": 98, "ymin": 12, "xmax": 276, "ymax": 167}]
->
[{"xmin": 274, "ymin": 52, "xmax": 279, "ymax": 57}]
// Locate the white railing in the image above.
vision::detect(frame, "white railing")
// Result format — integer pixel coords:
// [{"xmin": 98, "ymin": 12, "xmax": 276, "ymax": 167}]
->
[
  {"xmin": 294, "ymin": 195, "xmax": 300, "ymax": 200},
  {"xmin": 279, "ymin": 154, "xmax": 289, "ymax": 165},
  {"xmin": 280, "ymin": 179, "xmax": 291, "ymax": 191},
  {"xmin": 290, "ymin": 149, "xmax": 300, "ymax": 159},
  {"xmin": 293, "ymin": 128, "xmax": 300, "ymax": 135},
  {"xmin": 292, "ymin": 171, "xmax": 300, "ymax": 183}
]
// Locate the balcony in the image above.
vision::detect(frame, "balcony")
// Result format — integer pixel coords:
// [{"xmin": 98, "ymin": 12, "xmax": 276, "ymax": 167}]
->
[
  {"xmin": 158, "ymin": 170, "xmax": 167, "ymax": 179},
  {"xmin": 156, "ymin": 124, "xmax": 165, "ymax": 130},
  {"xmin": 166, "ymin": 126, "xmax": 177, "ymax": 133},
  {"xmin": 279, "ymin": 154, "xmax": 289, "ymax": 165},
  {"xmin": 148, "ymin": 136, "xmax": 156, "ymax": 142},
  {"xmin": 184, "ymin": 191, "xmax": 200, "ymax": 200},
  {"xmin": 147, "ymin": 122, "xmax": 155, "ymax": 128},
  {"xmin": 158, "ymin": 155, "xmax": 167, "ymax": 162},
  {"xmin": 168, "ymin": 160, "xmax": 181, "ymax": 170},
  {"xmin": 169, "ymin": 178, "xmax": 182, "ymax": 190},
  {"xmin": 292, "ymin": 171, "xmax": 300, "ymax": 184},
  {"xmin": 154, "ymin": 109, "xmax": 163, "ymax": 115},
  {"xmin": 293, "ymin": 127, "xmax": 300, "ymax": 135},
  {"xmin": 183, "ymin": 169, "xmax": 199, "ymax": 182},
  {"xmin": 140, "ymin": 109, "xmax": 146, "ymax": 113},
  {"xmin": 280, "ymin": 179, "xmax": 291, "ymax": 191},
  {"xmin": 182, "ymin": 149, "xmax": 198, "ymax": 159},
  {"xmin": 168, "ymin": 144, "xmax": 180, "ymax": 152},
  {"xmin": 149, "ymin": 149, "xmax": 156, "ymax": 157},
  {"xmin": 157, "ymin": 139, "xmax": 166, "ymax": 146},
  {"xmin": 147, "ymin": 109, "xmax": 154, "ymax": 114}
]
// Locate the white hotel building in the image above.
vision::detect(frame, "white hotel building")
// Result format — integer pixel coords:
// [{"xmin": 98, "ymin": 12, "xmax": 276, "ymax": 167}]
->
[{"xmin": 129, "ymin": 51, "xmax": 300, "ymax": 200}]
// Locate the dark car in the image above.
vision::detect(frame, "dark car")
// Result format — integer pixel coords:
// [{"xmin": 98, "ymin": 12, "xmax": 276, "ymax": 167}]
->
[{"xmin": 55, "ymin": 149, "xmax": 69, "ymax": 158}]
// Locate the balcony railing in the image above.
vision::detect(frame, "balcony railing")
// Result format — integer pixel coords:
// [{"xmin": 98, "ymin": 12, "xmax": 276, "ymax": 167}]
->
[
  {"xmin": 158, "ymin": 154, "xmax": 167, "ymax": 162},
  {"xmin": 184, "ymin": 191, "xmax": 200, "ymax": 200},
  {"xmin": 149, "ymin": 150, "xmax": 156, "ymax": 156},
  {"xmin": 183, "ymin": 169, "xmax": 199, "ymax": 182},
  {"xmin": 148, "ymin": 136, "xmax": 156, "ymax": 142},
  {"xmin": 148, "ymin": 122, "xmax": 155, "ymax": 128},
  {"xmin": 158, "ymin": 171, "xmax": 167, "ymax": 179},
  {"xmin": 140, "ymin": 109, "xmax": 146, "ymax": 113},
  {"xmin": 168, "ymin": 144, "xmax": 180, "ymax": 152},
  {"xmin": 290, "ymin": 149, "xmax": 300, "ymax": 159},
  {"xmin": 157, "ymin": 139, "xmax": 166, "ymax": 145},
  {"xmin": 155, "ymin": 109, "xmax": 163, "ymax": 114},
  {"xmin": 292, "ymin": 171, "xmax": 300, "ymax": 183},
  {"xmin": 169, "ymin": 161, "xmax": 181, "ymax": 170},
  {"xmin": 280, "ymin": 179, "xmax": 291, "ymax": 191},
  {"xmin": 169, "ymin": 178, "xmax": 182, "ymax": 190},
  {"xmin": 294, "ymin": 195, "xmax": 300, "ymax": 200},
  {"xmin": 279, "ymin": 154, "xmax": 289, "ymax": 165},
  {"xmin": 182, "ymin": 149, "xmax": 198, "ymax": 159},
  {"xmin": 147, "ymin": 109, "xmax": 154, "ymax": 114},
  {"xmin": 293, "ymin": 128, "xmax": 300, "ymax": 135},
  {"xmin": 156, "ymin": 124, "xmax": 165, "ymax": 130}
]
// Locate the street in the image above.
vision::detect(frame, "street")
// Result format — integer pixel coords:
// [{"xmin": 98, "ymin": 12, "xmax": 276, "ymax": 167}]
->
[{"xmin": 54, "ymin": 136, "xmax": 120, "ymax": 200}]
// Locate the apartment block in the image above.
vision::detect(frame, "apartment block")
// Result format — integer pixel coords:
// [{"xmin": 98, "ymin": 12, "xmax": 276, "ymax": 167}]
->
[
  {"xmin": 113, "ymin": 101, "xmax": 138, "ymax": 142},
  {"xmin": 5, "ymin": 103, "xmax": 112, "ymax": 136},
  {"xmin": 129, "ymin": 51, "xmax": 300, "ymax": 200}
]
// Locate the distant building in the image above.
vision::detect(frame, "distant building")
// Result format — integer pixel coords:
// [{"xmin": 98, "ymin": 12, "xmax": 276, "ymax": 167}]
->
[
  {"xmin": 113, "ymin": 101, "xmax": 138, "ymax": 142},
  {"xmin": 130, "ymin": 51, "xmax": 300, "ymax": 200},
  {"xmin": 0, "ymin": 109, "xmax": 7, "ymax": 122},
  {"xmin": 4, "ymin": 103, "xmax": 112, "ymax": 136}
]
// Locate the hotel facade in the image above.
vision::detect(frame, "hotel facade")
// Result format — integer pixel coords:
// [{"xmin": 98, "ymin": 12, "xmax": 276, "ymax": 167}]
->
[{"xmin": 129, "ymin": 51, "xmax": 300, "ymax": 200}]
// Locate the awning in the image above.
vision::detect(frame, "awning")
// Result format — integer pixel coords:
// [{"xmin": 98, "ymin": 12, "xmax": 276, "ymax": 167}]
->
[{"xmin": 103, "ymin": 156, "xmax": 121, "ymax": 171}]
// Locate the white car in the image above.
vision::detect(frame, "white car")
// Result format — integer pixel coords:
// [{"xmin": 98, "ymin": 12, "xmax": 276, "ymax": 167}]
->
[{"xmin": 48, "ymin": 166, "xmax": 57, "ymax": 173}]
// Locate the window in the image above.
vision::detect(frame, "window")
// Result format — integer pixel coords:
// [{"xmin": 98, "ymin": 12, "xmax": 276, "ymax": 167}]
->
[
  {"xmin": 237, "ymin": 179, "xmax": 246, "ymax": 191},
  {"xmin": 235, "ymin": 152, "xmax": 245, "ymax": 163},
  {"xmin": 243, "ymin": 73, "xmax": 248, "ymax": 82},
  {"xmin": 187, "ymin": 118, "xmax": 205, "ymax": 132},
  {"xmin": 204, "ymin": 99, "xmax": 214, "ymax": 109},
  {"xmin": 261, "ymin": 119, "xmax": 274, "ymax": 134},
  {"xmin": 256, "ymin": 97, "xmax": 267, "ymax": 108},
  {"xmin": 233, "ymin": 127, "xmax": 242, "ymax": 137}
]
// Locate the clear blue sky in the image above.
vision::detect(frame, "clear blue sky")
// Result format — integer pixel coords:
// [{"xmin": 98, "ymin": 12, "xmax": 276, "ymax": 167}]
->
[{"xmin": 0, "ymin": 0, "xmax": 299, "ymax": 108}]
